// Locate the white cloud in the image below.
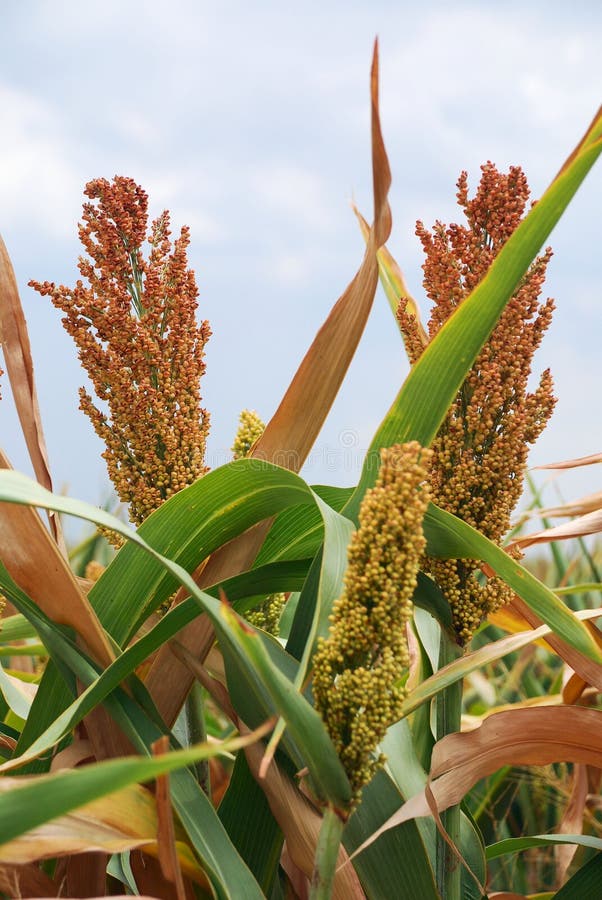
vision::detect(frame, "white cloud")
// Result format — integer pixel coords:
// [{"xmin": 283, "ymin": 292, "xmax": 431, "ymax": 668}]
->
[
  {"xmin": 270, "ymin": 252, "xmax": 313, "ymax": 286},
  {"xmin": 0, "ymin": 83, "xmax": 81, "ymax": 238},
  {"xmin": 378, "ymin": 7, "xmax": 600, "ymax": 175},
  {"xmin": 110, "ymin": 110, "xmax": 162, "ymax": 147},
  {"xmin": 249, "ymin": 163, "xmax": 334, "ymax": 232}
]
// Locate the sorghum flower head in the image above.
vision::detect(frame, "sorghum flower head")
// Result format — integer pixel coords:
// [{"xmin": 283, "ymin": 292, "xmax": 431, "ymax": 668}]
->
[
  {"xmin": 398, "ymin": 163, "xmax": 556, "ymax": 644},
  {"xmin": 246, "ymin": 593, "xmax": 287, "ymax": 635},
  {"xmin": 30, "ymin": 176, "xmax": 211, "ymax": 526},
  {"xmin": 231, "ymin": 409, "xmax": 265, "ymax": 460},
  {"xmin": 230, "ymin": 409, "xmax": 286, "ymax": 635},
  {"xmin": 313, "ymin": 442, "xmax": 432, "ymax": 798}
]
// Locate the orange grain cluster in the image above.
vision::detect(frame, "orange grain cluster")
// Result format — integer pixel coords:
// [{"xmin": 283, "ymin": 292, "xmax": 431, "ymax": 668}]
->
[
  {"xmin": 398, "ymin": 163, "xmax": 556, "ymax": 644},
  {"xmin": 30, "ymin": 177, "xmax": 211, "ymax": 525}
]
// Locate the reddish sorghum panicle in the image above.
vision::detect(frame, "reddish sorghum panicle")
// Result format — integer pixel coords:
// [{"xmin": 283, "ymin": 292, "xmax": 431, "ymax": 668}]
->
[
  {"xmin": 30, "ymin": 176, "xmax": 211, "ymax": 526},
  {"xmin": 398, "ymin": 163, "xmax": 556, "ymax": 644}
]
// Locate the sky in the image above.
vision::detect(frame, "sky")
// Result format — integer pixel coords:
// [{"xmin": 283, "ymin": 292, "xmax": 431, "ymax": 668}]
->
[{"xmin": 0, "ymin": 1, "xmax": 600, "ymax": 536}]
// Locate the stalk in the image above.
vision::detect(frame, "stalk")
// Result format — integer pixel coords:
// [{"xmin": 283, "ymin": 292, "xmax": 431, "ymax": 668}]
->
[
  {"xmin": 436, "ymin": 632, "xmax": 463, "ymax": 899},
  {"xmin": 309, "ymin": 804, "xmax": 345, "ymax": 900},
  {"xmin": 185, "ymin": 682, "xmax": 210, "ymax": 795}
]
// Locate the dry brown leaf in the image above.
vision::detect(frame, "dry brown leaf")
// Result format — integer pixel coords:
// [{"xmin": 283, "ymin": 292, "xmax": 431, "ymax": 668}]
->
[
  {"xmin": 0, "ymin": 448, "xmax": 115, "ymax": 669},
  {"xmin": 508, "ymin": 509, "xmax": 602, "ymax": 550},
  {"xmin": 0, "ymin": 235, "xmax": 65, "ymax": 553},
  {"xmin": 511, "ymin": 594, "xmax": 602, "ymax": 691},
  {"xmin": 152, "ymin": 736, "xmax": 187, "ymax": 900},
  {"xmin": 0, "ymin": 811, "xmax": 154, "ymax": 864},
  {"xmin": 169, "ymin": 640, "xmax": 237, "ymax": 723},
  {"xmin": 50, "ymin": 738, "xmax": 94, "ymax": 771},
  {"xmin": 479, "ymin": 556, "xmax": 602, "ymax": 691},
  {"xmin": 533, "ymin": 451, "xmax": 602, "ymax": 470},
  {"xmin": 243, "ymin": 729, "xmax": 365, "ymax": 900},
  {"xmin": 487, "ymin": 894, "xmax": 528, "ymax": 899},
  {"xmin": 350, "ymin": 707, "xmax": 602, "ymax": 859},
  {"xmin": 0, "ymin": 777, "xmax": 158, "ymax": 865},
  {"xmin": 280, "ymin": 843, "xmax": 310, "ymax": 899},
  {"xmin": 0, "ymin": 776, "xmax": 207, "ymax": 889},
  {"xmin": 352, "ymin": 202, "xmax": 428, "ymax": 352},
  {"xmin": 487, "ymin": 602, "xmax": 541, "ymax": 635},
  {"xmin": 129, "ymin": 851, "xmax": 198, "ymax": 900},
  {"xmin": 145, "ymin": 39, "xmax": 393, "ymax": 727},
  {"xmin": 63, "ymin": 851, "xmax": 107, "ymax": 899},
  {"xmin": 562, "ymin": 671, "xmax": 589, "ymax": 704},
  {"xmin": 461, "ymin": 693, "xmax": 565, "ymax": 732},
  {"xmin": 519, "ymin": 490, "xmax": 602, "ymax": 520},
  {"xmin": 554, "ymin": 763, "xmax": 590, "ymax": 885}
]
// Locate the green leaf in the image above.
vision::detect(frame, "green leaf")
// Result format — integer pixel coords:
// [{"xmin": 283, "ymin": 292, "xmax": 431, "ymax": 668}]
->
[
  {"xmin": 552, "ymin": 850, "xmax": 602, "ymax": 899},
  {"xmin": 0, "ymin": 663, "xmax": 36, "ymax": 720},
  {"xmin": 0, "ymin": 614, "xmax": 38, "ymax": 643},
  {"xmin": 0, "ymin": 574, "xmax": 265, "ymax": 899},
  {"xmin": 0, "ymin": 728, "xmax": 266, "ymax": 862},
  {"xmin": 0, "ymin": 560, "xmax": 314, "ymax": 775},
  {"xmin": 2, "ymin": 458, "xmax": 346, "ymax": 758},
  {"xmin": 343, "ymin": 768, "xmax": 439, "ymax": 899},
  {"xmin": 218, "ymin": 752, "xmax": 283, "ymax": 893},
  {"xmin": 343, "ymin": 115, "xmax": 602, "ymax": 522},
  {"xmin": 219, "ymin": 604, "xmax": 352, "ymax": 808},
  {"xmin": 486, "ymin": 833, "xmax": 602, "ymax": 860},
  {"xmin": 424, "ymin": 503, "xmax": 602, "ymax": 663},
  {"xmin": 0, "ymin": 467, "xmax": 353, "ymax": 809},
  {"xmin": 255, "ymin": 485, "xmax": 353, "ymax": 566},
  {"xmin": 89, "ymin": 458, "xmax": 317, "ymax": 646}
]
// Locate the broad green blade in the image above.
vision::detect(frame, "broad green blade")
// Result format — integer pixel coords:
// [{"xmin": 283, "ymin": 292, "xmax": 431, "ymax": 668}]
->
[
  {"xmin": 553, "ymin": 850, "xmax": 602, "ymax": 899},
  {"xmin": 487, "ymin": 833, "xmax": 602, "ymax": 860},
  {"xmin": 0, "ymin": 467, "xmax": 352, "ymax": 809},
  {"xmin": 0, "ymin": 559, "xmax": 313, "ymax": 774},
  {"xmin": 0, "ymin": 568, "xmax": 264, "ymax": 898},
  {"xmin": 344, "ymin": 112, "xmax": 602, "ymax": 522},
  {"xmin": 0, "ymin": 729, "xmax": 266, "ymax": 895},
  {"xmin": 5, "ymin": 458, "xmax": 347, "ymax": 754},
  {"xmin": 218, "ymin": 752, "xmax": 283, "ymax": 893},
  {"xmin": 424, "ymin": 503, "xmax": 602, "ymax": 663},
  {"xmin": 0, "ymin": 614, "xmax": 38, "ymax": 642},
  {"xmin": 343, "ymin": 768, "xmax": 439, "ymax": 899},
  {"xmin": 255, "ymin": 484, "xmax": 353, "ymax": 566},
  {"xmin": 88, "ymin": 459, "xmax": 317, "ymax": 646},
  {"xmin": 219, "ymin": 604, "xmax": 352, "ymax": 808}
]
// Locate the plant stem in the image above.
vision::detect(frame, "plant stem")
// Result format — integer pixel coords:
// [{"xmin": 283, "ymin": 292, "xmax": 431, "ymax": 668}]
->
[
  {"xmin": 185, "ymin": 682, "xmax": 210, "ymax": 796},
  {"xmin": 310, "ymin": 803, "xmax": 345, "ymax": 900},
  {"xmin": 436, "ymin": 632, "xmax": 463, "ymax": 899}
]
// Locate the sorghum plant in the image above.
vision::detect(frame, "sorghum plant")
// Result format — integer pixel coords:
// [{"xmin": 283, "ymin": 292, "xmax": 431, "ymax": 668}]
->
[
  {"xmin": 0, "ymin": 47, "xmax": 600, "ymax": 900},
  {"xmin": 398, "ymin": 164, "xmax": 556, "ymax": 644}
]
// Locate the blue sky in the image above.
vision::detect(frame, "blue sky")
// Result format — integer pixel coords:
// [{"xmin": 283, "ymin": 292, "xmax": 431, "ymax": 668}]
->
[{"xmin": 1, "ymin": 1, "xmax": 600, "ymax": 528}]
